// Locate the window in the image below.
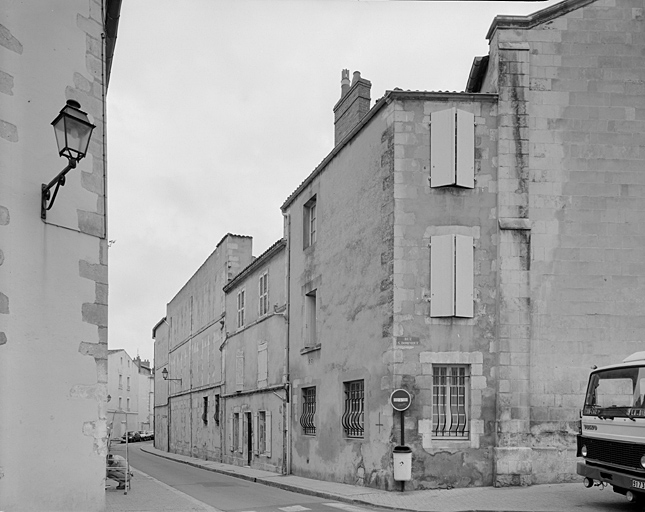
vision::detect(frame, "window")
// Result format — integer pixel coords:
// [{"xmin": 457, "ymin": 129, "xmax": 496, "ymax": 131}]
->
[
  {"xmin": 237, "ymin": 289, "xmax": 245, "ymax": 328},
  {"xmin": 232, "ymin": 413, "xmax": 239, "ymax": 451},
  {"xmin": 259, "ymin": 271, "xmax": 269, "ymax": 316},
  {"xmin": 253, "ymin": 411, "xmax": 272, "ymax": 456},
  {"xmin": 127, "ymin": 376, "xmax": 130, "ymax": 391},
  {"xmin": 430, "ymin": 108, "xmax": 475, "ymax": 188},
  {"xmin": 305, "ymin": 290, "xmax": 317, "ymax": 347},
  {"xmin": 126, "ymin": 397, "xmax": 130, "ymax": 411},
  {"xmin": 118, "ymin": 397, "xmax": 122, "ymax": 409},
  {"xmin": 304, "ymin": 196, "xmax": 317, "ymax": 248},
  {"xmin": 342, "ymin": 380, "xmax": 364, "ymax": 438},
  {"xmin": 258, "ymin": 411, "xmax": 266, "ymax": 453},
  {"xmin": 300, "ymin": 387, "xmax": 317, "ymax": 435},
  {"xmin": 214, "ymin": 395, "xmax": 220, "ymax": 425},
  {"xmin": 430, "ymin": 234, "xmax": 474, "ymax": 318},
  {"xmin": 202, "ymin": 397, "xmax": 208, "ymax": 425},
  {"xmin": 433, "ymin": 366, "xmax": 469, "ymax": 439},
  {"xmin": 118, "ymin": 374, "xmax": 122, "ymax": 389}
]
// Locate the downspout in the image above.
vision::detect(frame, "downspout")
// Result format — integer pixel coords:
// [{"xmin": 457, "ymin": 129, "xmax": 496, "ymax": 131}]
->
[
  {"xmin": 283, "ymin": 213, "xmax": 292, "ymax": 475},
  {"xmin": 190, "ymin": 296, "xmax": 194, "ymax": 455}
]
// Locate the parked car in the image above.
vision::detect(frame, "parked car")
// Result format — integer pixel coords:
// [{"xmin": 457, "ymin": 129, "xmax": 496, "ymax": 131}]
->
[
  {"xmin": 139, "ymin": 430, "xmax": 153, "ymax": 441},
  {"xmin": 142, "ymin": 430, "xmax": 155, "ymax": 441},
  {"xmin": 120, "ymin": 430, "xmax": 141, "ymax": 443}
]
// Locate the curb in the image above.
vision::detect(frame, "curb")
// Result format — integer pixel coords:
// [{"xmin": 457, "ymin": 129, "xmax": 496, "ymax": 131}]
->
[{"xmin": 137, "ymin": 446, "xmax": 579, "ymax": 512}]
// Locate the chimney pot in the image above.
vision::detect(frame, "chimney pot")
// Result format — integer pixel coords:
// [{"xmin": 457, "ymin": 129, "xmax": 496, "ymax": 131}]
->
[
  {"xmin": 333, "ymin": 69, "xmax": 371, "ymax": 146},
  {"xmin": 341, "ymin": 69, "xmax": 350, "ymax": 97}
]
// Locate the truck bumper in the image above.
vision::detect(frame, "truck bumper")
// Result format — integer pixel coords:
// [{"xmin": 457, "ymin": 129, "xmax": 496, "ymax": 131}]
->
[{"xmin": 577, "ymin": 461, "xmax": 645, "ymax": 493}]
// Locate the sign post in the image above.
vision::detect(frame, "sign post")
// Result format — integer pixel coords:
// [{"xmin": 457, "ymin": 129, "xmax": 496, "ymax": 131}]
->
[{"xmin": 390, "ymin": 389, "xmax": 412, "ymax": 491}]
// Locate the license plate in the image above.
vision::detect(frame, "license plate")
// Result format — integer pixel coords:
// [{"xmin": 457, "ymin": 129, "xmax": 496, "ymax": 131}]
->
[{"xmin": 632, "ymin": 479, "xmax": 645, "ymax": 490}]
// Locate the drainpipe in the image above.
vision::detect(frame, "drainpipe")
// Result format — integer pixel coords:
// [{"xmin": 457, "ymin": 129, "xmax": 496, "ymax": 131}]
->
[{"xmin": 283, "ymin": 212, "xmax": 292, "ymax": 475}]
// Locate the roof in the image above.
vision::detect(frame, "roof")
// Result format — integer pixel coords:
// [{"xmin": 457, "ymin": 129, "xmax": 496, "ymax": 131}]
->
[
  {"xmin": 281, "ymin": 90, "xmax": 497, "ymax": 211},
  {"xmin": 105, "ymin": 0, "xmax": 122, "ymax": 87},
  {"xmin": 223, "ymin": 238, "xmax": 286, "ymax": 292},
  {"xmin": 486, "ymin": 0, "xmax": 597, "ymax": 40},
  {"xmin": 151, "ymin": 317, "xmax": 167, "ymax": 339}
]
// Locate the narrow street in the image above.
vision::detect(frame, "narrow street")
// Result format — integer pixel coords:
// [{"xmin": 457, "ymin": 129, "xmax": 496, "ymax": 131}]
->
[{"xmin": 110, "ymin": 442, "xmax": 390, "ymax": 512}]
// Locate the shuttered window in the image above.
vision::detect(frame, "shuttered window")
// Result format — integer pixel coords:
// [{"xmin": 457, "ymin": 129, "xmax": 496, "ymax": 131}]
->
[
  {"xmin": 236, "ymin": 350, "xmax": 244, "ymax": 391},
  {"xmin": 430, "ymin": 108, "xmax": 475, "ymax": 188},
  {"xmin": 430, "ymin": 234, "xmax": 474, "ymax": 318}
]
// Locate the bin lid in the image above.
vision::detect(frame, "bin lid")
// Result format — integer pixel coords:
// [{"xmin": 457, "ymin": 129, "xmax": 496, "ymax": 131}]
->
[{"xmin": 393, "ymin": 445, "xmax": 412, "ymax": 453}]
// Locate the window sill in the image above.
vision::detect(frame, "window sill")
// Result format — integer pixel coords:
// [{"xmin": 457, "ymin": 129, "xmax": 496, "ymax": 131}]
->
[{"xmin": 300, "ymin": 344, "xmax": 321, "ymax": 355}]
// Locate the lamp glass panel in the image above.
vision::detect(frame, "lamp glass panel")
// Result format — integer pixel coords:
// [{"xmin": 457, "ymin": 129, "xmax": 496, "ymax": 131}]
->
[
  {"xmin": 53, "ymin": 117, "xmax": 67, "ymax": 156},
  {"xmin": 64, "ymin": 116, "xmax": 93, "ymax": 158}
]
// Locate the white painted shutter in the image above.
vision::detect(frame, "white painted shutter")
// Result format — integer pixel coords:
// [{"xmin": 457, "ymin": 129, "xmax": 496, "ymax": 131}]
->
[
  {"xmin": 257, "ymin": 344, "xmax": 268, "ymax": 388},
  {"xmin": 228, "ymin": 413, "xmax": 233, "ymax": 452},
  {"xmin": 430, "ymin": 108, "xmax": 456, "ymax": 188},
  {"xmin": 265, "ymin": 411, "xmax": 272, "ymax": 458},
  {"xmin": 456, "ymin": 109, "xmax": 475, "ymax": 188},
  {"xmin": 253, "ymin": 413, "xmax": 259, "ymax": 455},
  {"xmin": 236, "ymin": 350, "xmax": 244, "ymax": 391},
  {"xmin": 430, "ymin": 235, "xmax": 455, "ymax": 317},
  {"xmin": 455, "ymin": 235, "xmax": 474, "ymax": 318}
]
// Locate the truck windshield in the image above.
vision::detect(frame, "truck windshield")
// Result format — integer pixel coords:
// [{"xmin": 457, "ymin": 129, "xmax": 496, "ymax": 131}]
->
[{"xmin": 584, "ymin": 366, "xmax": 645, "ymax": 417}]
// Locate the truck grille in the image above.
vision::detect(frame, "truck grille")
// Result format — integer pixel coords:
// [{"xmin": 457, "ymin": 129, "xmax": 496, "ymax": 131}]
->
[{"xmin": 578, "ymin": 436, "xmax": 645, "ymax": 472}]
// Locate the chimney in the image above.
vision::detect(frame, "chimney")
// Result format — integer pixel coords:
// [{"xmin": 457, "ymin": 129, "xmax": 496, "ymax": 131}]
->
[{"xmin": 333, "ymin": 69, "xmax": 371, "ymax": 146}]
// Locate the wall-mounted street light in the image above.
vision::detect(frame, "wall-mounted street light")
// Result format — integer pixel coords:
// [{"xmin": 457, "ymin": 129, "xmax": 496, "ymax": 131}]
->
[
  {"xmin": 41, "ymin": 100, "xmax": 96, "ymax": 220},
  {"xmin": 161, "ymin": 368, "xmax": 182, "ymax": 384}
]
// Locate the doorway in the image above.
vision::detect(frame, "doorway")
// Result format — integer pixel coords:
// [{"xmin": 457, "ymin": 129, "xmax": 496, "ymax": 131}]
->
[{"xmin": 245, "ymin": 412, "xmax": 252, "ymax": 466}]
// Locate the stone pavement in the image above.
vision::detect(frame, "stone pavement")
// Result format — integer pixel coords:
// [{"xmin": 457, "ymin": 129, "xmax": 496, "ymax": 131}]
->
[{"xmin": 108, "ymin": 444, "xmax": 637, "ymax": 512}]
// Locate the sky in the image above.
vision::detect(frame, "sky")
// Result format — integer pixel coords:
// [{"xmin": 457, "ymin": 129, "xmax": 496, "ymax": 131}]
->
[{"xmin": 106, "ymin": 0, "xmax": 562, "ymax": 364}]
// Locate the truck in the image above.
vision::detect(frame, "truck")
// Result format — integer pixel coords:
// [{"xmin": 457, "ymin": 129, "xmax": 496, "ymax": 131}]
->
[{"xmin": 577, "ymin": 351, "xmax": 645, "ymax": 504}]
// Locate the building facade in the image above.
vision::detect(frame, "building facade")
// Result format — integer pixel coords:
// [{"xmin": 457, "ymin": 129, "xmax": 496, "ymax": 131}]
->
[
  {"xmin": 222, "ymin": 239, "xmax": 288, "ymax": 473},
  {"xmin": 283, "ymin": 0, "xmax": 645, "ymax": 490},
  {"xmin": 153, "ymin": 234, "xmax": 254, "ymax": 460},
  {"xmin": 0, "ymin": 2, "xmax": 121, "ymax": 510},
  {"xmin": 106, "ymin": 350, "xmax": 154, "ymax": 438},
  {"xmin": 152, "ymin": 0, "xmax": 645, "ymax": 493},
  {"xmin": 107, "ymin": 349, "xmax": 141, "ymax": 438}
]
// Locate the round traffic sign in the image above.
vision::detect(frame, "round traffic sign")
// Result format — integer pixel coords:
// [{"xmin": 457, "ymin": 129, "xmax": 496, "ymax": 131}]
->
[{"xmin": 390, "ymin": 389, "xmax": 412, "ymax": 411}]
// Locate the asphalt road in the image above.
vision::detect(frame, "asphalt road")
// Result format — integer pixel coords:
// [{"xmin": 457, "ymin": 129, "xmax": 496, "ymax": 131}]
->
[{"xmin": 110, "ymin": 442, "xmax": 390, "ymax": 512}]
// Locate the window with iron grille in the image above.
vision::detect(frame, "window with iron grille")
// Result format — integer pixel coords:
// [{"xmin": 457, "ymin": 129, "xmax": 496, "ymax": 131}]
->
[
  {"xmin": 300, "ymin": 387, "xmax": 316, "ymax": 435},
  {"xmin": 214, "ymin": 395, "xmax": 220, "ymax": 425},
  {"xmin": 342, "ymin": 380, "xmax": 364, "ymax": 438},
  {"xmin": 432, "ymin": 365, "xmax": 469, "ymax": 438}
]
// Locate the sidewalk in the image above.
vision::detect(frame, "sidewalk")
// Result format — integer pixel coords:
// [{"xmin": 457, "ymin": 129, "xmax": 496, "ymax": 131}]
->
[
  {"xmin": 135, "ymin": 445, "xmax": 631, "ymax": 512},
  {"xmin": 106, "ymin": 466, "xmax": 223, "ymax": 512}
]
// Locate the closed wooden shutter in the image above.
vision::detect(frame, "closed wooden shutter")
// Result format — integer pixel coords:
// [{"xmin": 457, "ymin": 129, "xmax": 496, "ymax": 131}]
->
[
  {"xmin": 455, "ymin": 235, "xmax": 474, "ymax": 318},
  {"xmin": 430, "ymin": 234, "xmax": 455, "ymax": 317},
  {"xmin": 265, "ymin": 411, "xmax": 272, "ymax": 458}
]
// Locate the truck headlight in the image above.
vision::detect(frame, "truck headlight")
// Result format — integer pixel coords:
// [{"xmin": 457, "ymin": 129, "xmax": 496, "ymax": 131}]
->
[
  {"xmin": 581, "ymin": 445, "xmax": 588, "ymax": 457},
  {"xmin": 641, "ymin": 455, "xmax": 645, "ymax": 469}
]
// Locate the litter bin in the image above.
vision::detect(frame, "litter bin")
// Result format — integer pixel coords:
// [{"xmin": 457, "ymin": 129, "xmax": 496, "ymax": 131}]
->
[{"xmin": 393, "ymin": 445, "xmax": 412, "ymax": 481}]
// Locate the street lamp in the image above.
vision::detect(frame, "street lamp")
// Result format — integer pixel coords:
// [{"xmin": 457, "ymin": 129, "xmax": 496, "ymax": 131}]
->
[
  {"xmin": 161, "ymin": 368, "xmax": 182, "ymax": 384},
  {"xmin": 41, "ymin": 100, "xmax": 96, "ymax": 219}
]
